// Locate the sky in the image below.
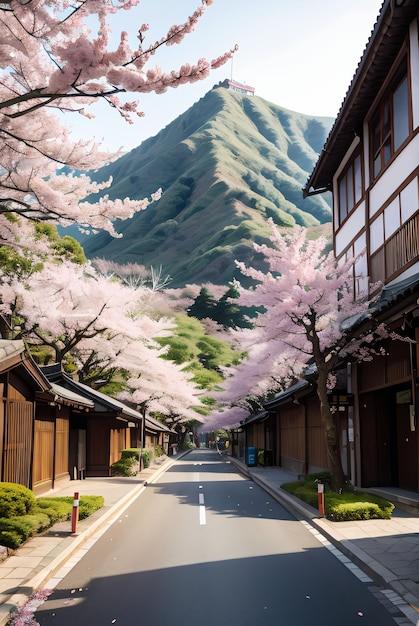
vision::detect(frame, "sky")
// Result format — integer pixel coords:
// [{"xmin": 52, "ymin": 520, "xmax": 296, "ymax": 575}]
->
[{"xmin": 69, "ymin": 0, "xmax": 384, "ymax": 153}]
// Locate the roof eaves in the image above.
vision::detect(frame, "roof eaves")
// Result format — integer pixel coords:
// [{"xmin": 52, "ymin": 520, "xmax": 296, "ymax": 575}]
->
[
  {"xmin": 264, "ymin": 380, "xmax": 310, "ymax": 410},
  {"xmin": 303, "ymin": 0, "xmax": 418, "ymax": 196},
  {"xmin": 242, "ymin": 410, "xmax": 269, "ymax": 427},
  {"xmin": 41, "ymin": 365, "xmax": 144, "ymax": 421}
]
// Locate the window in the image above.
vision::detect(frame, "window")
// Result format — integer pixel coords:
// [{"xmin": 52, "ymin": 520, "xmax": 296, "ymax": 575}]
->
[
  {"xmin": 371, "ymin": 63, "xmax": 409, "ymax": 179},
  {"xmin": 337, "ymin": 151, "xmax": 363, "ymax": 225}
]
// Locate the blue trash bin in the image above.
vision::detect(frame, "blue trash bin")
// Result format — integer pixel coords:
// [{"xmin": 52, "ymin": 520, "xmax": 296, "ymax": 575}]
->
[{"xmin": 245, "ymin": 446, "xmax": 257, "ymax": 467}]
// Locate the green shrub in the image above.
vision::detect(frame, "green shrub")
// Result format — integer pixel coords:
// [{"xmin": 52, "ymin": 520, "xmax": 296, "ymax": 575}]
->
[
  {"xmin": 181, "ymin": 441, "xmax": 194, "ymax": 450},
  {"xmin": 327, "ymin": 494, "xmax": 394, "ymax": 521},
  {"xmin": 34, "ymin": 496, "xmax": 104, "ymax": 522},
  {"xmin": 154, "ymin": 445, "xmax": 163, "ymax": 458},
  {"xmin": 0, "ymin": 513, "xmax": 53, "ymax": 549},
  {"xmin": 0, "ymin": 493, "xmax": 105, "ymax": 549},
  {"xmin": 20, "ymin": 513, "xmax": 51, "ymax": 534},
  {"xmin": 111, "ymin": 449, "xmax": 140, "ymax": 476},
  {"xmin": 0, "ymin": 516, "xmax": 34, "ymax": 549},
  {"xmin": 78, "ymin": 496, "xmax": 104, "ymax": 520},
  {"xmin": 142, "ymin": 449, "xmax": 152, "ymax": 468},
  {"xmin": 0, "ymin": 483, "xmax": 36, "ymax": 517},
  {"xmin": 282, "ymin": 472, "xmax": 394, "ymax": 521},
  {"xmin": 34, "ymin": 498, "xmax": 73, "ymax": 523},
  {"xmin": 121, "ymin": 448, "xmax": 140, "ymax": 461},
  {"xmin": 111, "ymin": 457, "xmax": 138, "ymax": 477}
]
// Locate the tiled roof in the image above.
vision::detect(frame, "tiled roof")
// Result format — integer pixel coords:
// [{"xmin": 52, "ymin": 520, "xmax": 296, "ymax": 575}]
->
[
  {"xmin": 0, "ymin": 339, "xmax": 25, "ymax": 365},
  {"xmin": 303, "ymin": 0, "xmax": 418, "ymax": 196}
]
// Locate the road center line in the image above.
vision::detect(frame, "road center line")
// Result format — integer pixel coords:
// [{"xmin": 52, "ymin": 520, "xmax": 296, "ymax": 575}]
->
[{"xmin": 199, "ymin": 492, "xmax": 206, "ymax": 525}]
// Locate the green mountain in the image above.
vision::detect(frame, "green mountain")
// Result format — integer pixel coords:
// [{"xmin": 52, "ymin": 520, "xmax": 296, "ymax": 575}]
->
[{"xmin": 82, "ymin": 86, "xmax": 333, "ymax": 286}]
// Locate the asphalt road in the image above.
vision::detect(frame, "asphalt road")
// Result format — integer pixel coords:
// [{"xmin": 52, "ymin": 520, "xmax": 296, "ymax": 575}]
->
[{"xmin": 36, "ymin": 449, "xmax": 400, "ymax": 625}]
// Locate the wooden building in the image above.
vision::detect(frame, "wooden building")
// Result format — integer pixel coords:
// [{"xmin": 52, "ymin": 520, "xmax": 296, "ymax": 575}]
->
[
  {"xmin": 0, "ymin": 340, "xmax": 94, "ymax": 494},
  {"xmin": 303, "ymin": 0, "xmax": 419, "ymax": 491},
  {"xmin": 41, "ymin": 364, "xmax": 174, "ymax": 478}
]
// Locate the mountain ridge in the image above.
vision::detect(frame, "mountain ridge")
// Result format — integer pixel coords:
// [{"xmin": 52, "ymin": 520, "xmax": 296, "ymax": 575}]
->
[{"xmin": 82, "ymin": 87, "xmax": 333, "ymax": 286}]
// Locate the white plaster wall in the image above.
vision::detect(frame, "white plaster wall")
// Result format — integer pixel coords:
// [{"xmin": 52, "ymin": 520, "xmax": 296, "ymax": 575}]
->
[
  {"xmin": 369, "ymin": 134, "xmax": 419, "ymax": 218},
  {"xmin": 335, "ymin": 202, "xmax": 365, "ymax": 257}
]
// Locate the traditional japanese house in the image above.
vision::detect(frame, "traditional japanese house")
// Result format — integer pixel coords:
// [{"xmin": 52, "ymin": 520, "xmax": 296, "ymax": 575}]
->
[
  {"xmin": 0, "ymin": 340, "xmax": 94, "ymax": 494},
  {"xmin": 41, "ymin": 364, "xmax": 174, "ymax": 478},
  {"xmin": 303, "ymin": 0, "xmax": 419, "ymax": 490}
]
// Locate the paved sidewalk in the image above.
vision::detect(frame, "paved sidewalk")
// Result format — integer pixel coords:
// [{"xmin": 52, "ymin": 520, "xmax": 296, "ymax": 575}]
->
[
  {"xmin": 1, "ymin": 450, "xmax": 419, "ymax": 624},
  {"xmin": 229, "ymin": 457, "xmax": 419, "ymax": 625},
  {"xmin": 0, "ymin": 454, "xmax": 182, "ymax": 626}
]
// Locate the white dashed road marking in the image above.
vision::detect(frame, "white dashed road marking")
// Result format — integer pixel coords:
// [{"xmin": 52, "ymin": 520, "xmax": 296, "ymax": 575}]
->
[{"xmin": 199, "ymin": 492, "xmax": 206, "ymax": 525}]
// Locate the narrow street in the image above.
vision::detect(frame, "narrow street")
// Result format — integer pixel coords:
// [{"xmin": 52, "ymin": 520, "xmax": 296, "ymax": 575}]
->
[{"xmin": 36, "ymin": 450, "xmax": 400, "ymax": 625}]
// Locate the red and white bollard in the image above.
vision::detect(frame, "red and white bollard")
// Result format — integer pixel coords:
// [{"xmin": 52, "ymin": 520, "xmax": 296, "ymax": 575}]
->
[
  {"xmin": 317, "ymin": 482, "xmax": 325, "ymax": 516},
  {"xmin": 71, "ymin": 492, "xmax": 79, "ymax": 533}
]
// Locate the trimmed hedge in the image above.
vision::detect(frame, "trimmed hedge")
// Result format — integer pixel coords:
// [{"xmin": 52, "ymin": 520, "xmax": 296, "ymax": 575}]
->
[
  {"xmin": 35, "ymin": 495, "xmax": 105, "ymax": 521},
  {"xmin": 0, "ymin": 483, "xmax": 36, "ymax": 517},
  {"xmin": 111, "ymin": 449, "xmax": 139, "ymax": 476},
  {"xmin": 282, "ymin": 472, "xmax": 394, "ymax": 521},
  {"xmin": 0, "ymin": 483, "xmax": 105, "ymax": 549},
  {"xmin": 326, "ymin": 494, "xmax": 394, "ymax": 521}
]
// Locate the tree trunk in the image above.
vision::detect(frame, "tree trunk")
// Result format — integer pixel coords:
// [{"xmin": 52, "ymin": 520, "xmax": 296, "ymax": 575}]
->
[{"xmin": 316, "ymin": 367, "xmax": 346, "ymax": 492}]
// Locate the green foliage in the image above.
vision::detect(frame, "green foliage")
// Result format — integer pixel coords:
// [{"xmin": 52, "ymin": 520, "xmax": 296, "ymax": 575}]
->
[
  {"xmin": 326, "ymin": 493, "xmax": 394, "ymax": 521},
  {"xmin": 0, "ymin": 246, "xmax": 43, "ymax": 278},
  {"xmin": 154, "ymin": 445, "xmax": 163, "ymax": 458},
  {"xmin": 34, "ymin": 498, "xmax": 74, "ymax": 524},
  {"xmin": 157, "ymin": 313, "xmax": 242, "ymax": 390},
  {"xmin": 82, "ymin": 88, "xmax": 332, "ymax": 287},
  {"xmin": 111, "ymin": 449, "xmax": 139, "ymax": 476},
  {"xmin": 0, "ymin": 512, "xmax": 52, "ymax": 549},
  {"xmin": 34, "ymin": 495, "xmax": 104, "ymax": 521},
  {"xmin": 0, "ymin": 483, "xmax": 36, "ymax": 517},
  {"xmin": 0, "ymin": 517, "xmax": 34, "ymax": 549},
  {"xmin": 142, "ymin": 449, "xmax": 152, "ymax": 468},
  {"xmin": 188, "ymin": 284, "xmax": 260, "ymax": 330},
  {"xmin": 0, "ymin": 489, "xmax": 104, "ymax": 548},
  {"xmin": 35, "ymin": 223, "xmax": 87, "ymax": 264},
  {"xmin": 327, "ymin": 499, "xmax": 394, "ymax": 521},
  {"xmin": 20, "ymin": 513, "xmax": 51, "ymax": 534},
  {"xmin": 121, "ymin": 448, "xmax": 140, "ymax": 460},
  {"xmin": 187, "ymin": 288, "xmax": 217, "ymax": 319},
  {"xmin": 52, "ymin": 236, "xmax": 87, "ymax": 264},
  {"xmin": 281, "ymin": 473, "xmax": 394, "ymax": 521},
  {"xmin": 78, "ymin": 496, "xmax": 105, "ymax": 520}
]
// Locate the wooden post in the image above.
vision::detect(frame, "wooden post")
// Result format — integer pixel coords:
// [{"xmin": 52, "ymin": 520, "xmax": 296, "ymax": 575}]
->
[
  {"xmin": 71, "ymin": 492, "xmax": 79, "ymax": 533},
  {"xmin": 317, "ymin": 482, "xmax": 325, "ymax": 516}
]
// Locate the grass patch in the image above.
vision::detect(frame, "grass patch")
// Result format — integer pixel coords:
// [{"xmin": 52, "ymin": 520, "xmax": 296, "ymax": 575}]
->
[
  {"xmin": 0, "ymin": 484, "xmax": 105, "ymax": 550},
  {"xmin": 282, "ymin": 472, "xmax": 394, "ymax": 521}
]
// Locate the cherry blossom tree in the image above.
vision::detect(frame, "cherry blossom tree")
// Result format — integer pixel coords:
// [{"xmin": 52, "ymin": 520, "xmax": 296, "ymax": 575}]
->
[
  {"xmin": 213, "ymin": 221, "xmax": 399, "ymax": 490},
  {"xmin": 0, "ymin": 242, "xmax": 205, "ymax": 420},
  {"xmin": 0, "ymin": 256, "xmax": 173, "ymax": 356},
  {"xmin": 0, "ymin": 1, "xmax": 236, "ymax": 239}
]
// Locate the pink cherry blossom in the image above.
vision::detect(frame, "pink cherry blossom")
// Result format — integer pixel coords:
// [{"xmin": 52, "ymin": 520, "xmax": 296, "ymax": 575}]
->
[
  {"xmin": 0, "ymin": 2, "xmax": 236, "ymax": 238},
  {"xmin": 208, "ymin": 220, "xmax": 398, "ymax": 490}
]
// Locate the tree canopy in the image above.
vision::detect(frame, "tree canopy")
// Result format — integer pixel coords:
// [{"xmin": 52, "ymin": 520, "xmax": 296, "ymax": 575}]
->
[
  {"xmin": 0, "ymin": 1, "xmax": 236, "ymax": 241},
  {"xmin": 208, "ymin": 220, "xmax": 399, "ymax": 490}
]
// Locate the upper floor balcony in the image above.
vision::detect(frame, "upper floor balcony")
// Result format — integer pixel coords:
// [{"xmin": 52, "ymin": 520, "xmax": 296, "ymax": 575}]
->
[{"xmin": 370, "ymin": 211, "xmax": 419, "ymax": 284}]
